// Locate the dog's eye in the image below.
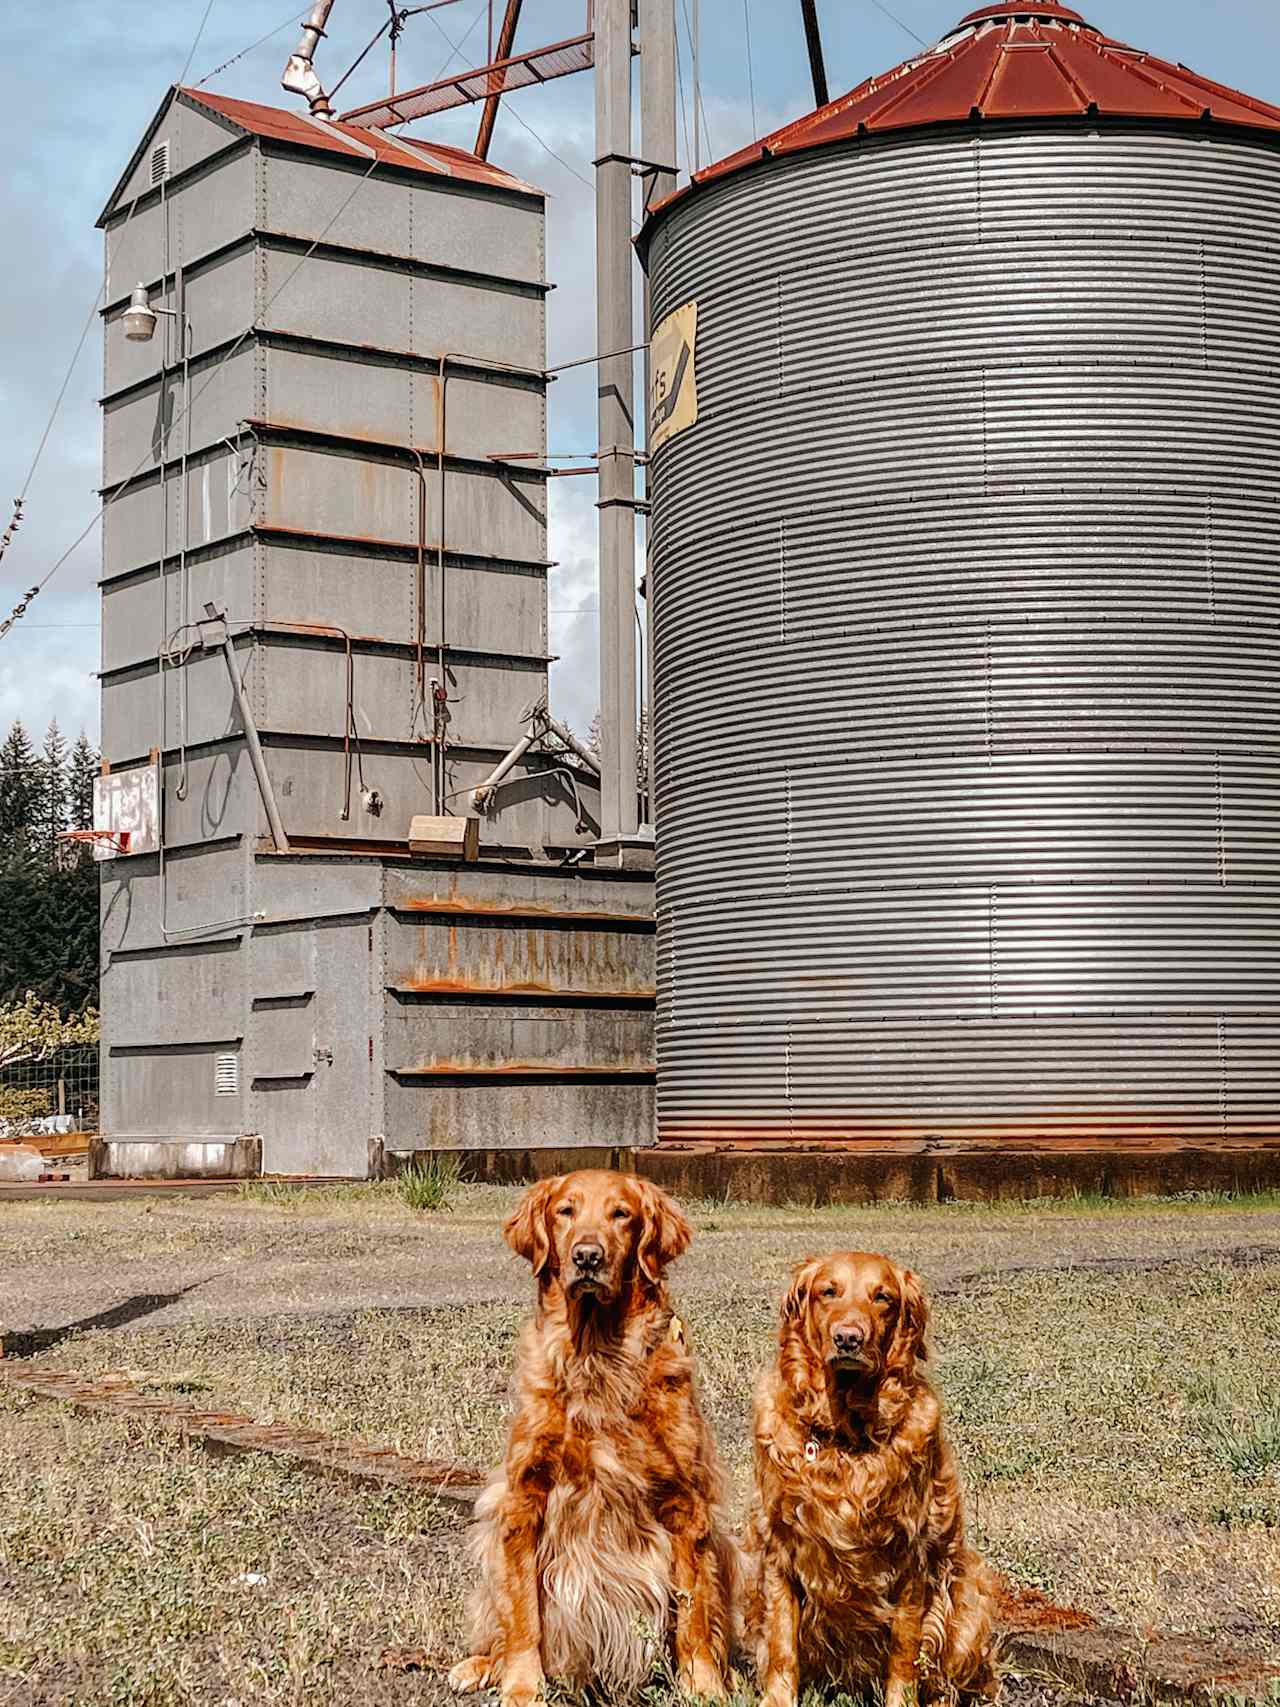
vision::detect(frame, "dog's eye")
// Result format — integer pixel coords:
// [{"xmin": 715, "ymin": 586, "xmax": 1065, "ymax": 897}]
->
[
  {"xmin": 610, "ymin": 1207, "xmax": 630, "ymax": 1221},
  {"xmin": 556, "ymin": 1204, "xmax": 575, "ymax": 1218},
  {"xmin": 874, "ymin": 1289, "xmax": 893, "ymax": 1305},
  {"xmin": 821, "ymin": 1285, "xmax": 837, "ymax": 1299}
]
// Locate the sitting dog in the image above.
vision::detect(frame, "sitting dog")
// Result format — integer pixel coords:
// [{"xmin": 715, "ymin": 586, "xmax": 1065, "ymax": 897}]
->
[
  {"xmin": 449, "ymin": 1170, "xmax": 736, "ymax": 1707},
  {"xmin": 746, "ymin": 1252, "xmax": 997, "ymax": 1707}
]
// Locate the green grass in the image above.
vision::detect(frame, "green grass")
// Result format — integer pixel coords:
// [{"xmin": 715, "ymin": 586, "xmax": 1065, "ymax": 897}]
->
[
  {"xmin": 6, "ymin": 1187, "xmax": 1280, "ymax": 1699},
  {"xmin": 396, "ymin": 1155, "xmax": 463, "ymax": 1214}
]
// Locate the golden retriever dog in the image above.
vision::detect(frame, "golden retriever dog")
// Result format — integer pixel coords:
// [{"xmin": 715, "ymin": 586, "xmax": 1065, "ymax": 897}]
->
[
  {"xmin": 449, "ymin": 1170, "xmax": 736, "ymax": 1707},
  {"xmin": 746, "ymin": 1252, "xmax": 997, "ymax": 1707}
]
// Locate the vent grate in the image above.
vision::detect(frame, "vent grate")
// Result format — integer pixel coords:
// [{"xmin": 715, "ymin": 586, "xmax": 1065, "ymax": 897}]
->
[
  {"xmin": 150, "ymin": 140, "xmax": 170, "ymax": 185},
  {"xmin": 214, "ymin": 1053, "xmax": 240, "ymax": 1096}
]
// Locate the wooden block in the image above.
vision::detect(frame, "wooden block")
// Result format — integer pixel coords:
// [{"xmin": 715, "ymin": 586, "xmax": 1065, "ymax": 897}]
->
[{"xmin": 407, "ymin": 815, "xmax": 480, "ymax": 861}]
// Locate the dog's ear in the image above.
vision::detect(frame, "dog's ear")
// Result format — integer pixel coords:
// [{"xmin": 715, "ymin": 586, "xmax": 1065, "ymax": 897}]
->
[
  {"xmin": 503, "ymin": 1177, "xmax": 559, "ymax": 1278},
  {"xmin": 636, "ymin": 1180, "xmax": 693, "ymax": 1283},
  {"xmin": 888, "ymin": 1265, "xmax": 929, "ymax": 1373},
  {"xmin": 781, "ymin": 1258, "xmax": 823, "ymax": 1326}
]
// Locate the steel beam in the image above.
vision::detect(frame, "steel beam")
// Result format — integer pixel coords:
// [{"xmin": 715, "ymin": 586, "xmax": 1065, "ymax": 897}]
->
[
  {"xmin": 475, "ymin": 0, "xmax": 525, "ymax": 160},
  {"xmin": 595, "ymin": 0, "xmax": 639, "ymax": 839},
  {"xmin": 639, "ymin": 0, "xmax": 677, "ymax": 827},
  {"xmin": 800, "ymin": 0, "xmax": 829, "ymax": 109}
]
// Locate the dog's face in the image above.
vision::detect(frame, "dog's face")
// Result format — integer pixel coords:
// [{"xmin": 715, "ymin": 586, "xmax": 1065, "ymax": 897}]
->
[
  {"xmin": 504, "ymin": 1169, "xmax": 692, "ymax": 1301},
  {"xmin": 782, "ymin": 1252, "xmax": 928, "ymax": 1382}
]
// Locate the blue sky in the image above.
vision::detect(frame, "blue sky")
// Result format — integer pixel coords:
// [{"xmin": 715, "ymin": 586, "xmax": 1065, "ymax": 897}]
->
[{"xmin": 2, "ymin": 0, "xmax": 1278, "ymax": 748}]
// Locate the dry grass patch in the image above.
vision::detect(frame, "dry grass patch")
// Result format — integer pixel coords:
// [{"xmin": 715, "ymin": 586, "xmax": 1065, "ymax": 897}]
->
[{"xmin": 4, "ymin": 1187, "xmax": 1280, "ymax": 1703}]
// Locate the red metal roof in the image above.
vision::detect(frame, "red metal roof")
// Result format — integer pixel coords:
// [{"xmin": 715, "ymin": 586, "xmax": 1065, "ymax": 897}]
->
[
  {"xmin": 180, "ymin": 87, "xmax": 541, "ymax": 196},
  {"xmin": 652, "ymin": 0, "xmax": 1280, "ymax": 220}
]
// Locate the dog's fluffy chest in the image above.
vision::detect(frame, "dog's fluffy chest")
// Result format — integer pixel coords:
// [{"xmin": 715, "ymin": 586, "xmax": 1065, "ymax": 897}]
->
[{"xmin": 538, "ymin": 1425, "xmax": 674, "ymax": 1689}]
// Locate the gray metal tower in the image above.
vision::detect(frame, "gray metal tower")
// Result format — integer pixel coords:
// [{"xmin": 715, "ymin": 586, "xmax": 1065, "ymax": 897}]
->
[{"xmin": 95, "ymin": 87, "xmax": 655, "ymax": 1177}]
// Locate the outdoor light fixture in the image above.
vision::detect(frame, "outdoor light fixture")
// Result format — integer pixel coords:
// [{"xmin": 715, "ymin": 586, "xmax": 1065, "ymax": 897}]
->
[
  {"xmin": 122, "ymin": 282, "xmax": 183, "ymax": 343},
  {"xmin": 123, "ymin": 284, "xmax": 158, "ymax": 341}
]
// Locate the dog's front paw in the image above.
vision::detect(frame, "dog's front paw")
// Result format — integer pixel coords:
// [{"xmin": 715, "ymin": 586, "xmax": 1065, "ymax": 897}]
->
[
  {"xmin": 760, "ymin": 1679, "xmax": 798, "ymax": 1707},
  {"xmin": 501, "ymin": 1683, "xmax": 543, "ymax": 1707},
  {"xmin": 678, "ymin": 1655, "xmax": 727, "ymax": 1700},
  {"xmin": 448, "ymin": 1655, "xmax": 497, "ymax": 1694},
  {"xmin": 498, "ymin": 1654, "xmax": 544, "ymax": 1707}
]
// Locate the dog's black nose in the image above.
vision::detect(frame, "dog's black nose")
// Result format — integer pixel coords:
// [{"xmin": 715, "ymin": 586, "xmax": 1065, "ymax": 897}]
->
[
  {"xmin": 833, "ymin": 1324, "xmax": 866, "ymax": 1351},
  {"xmin": 572, "ymin": 1242, "xmax": 604, "ymax": 1273}
]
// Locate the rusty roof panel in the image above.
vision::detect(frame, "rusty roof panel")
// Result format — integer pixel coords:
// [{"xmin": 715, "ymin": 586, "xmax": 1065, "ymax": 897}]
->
[
  {"xmin": 646, "ymin": 0, "xmax": 1280, "ymax": 228},
  {"xmin": 177, "ymin": 88, "xmax": 541, "ymax": 197}
]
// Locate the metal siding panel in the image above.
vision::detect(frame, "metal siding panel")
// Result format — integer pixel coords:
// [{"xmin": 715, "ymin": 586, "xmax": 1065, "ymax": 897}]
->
[
  {"xmin": 384, "ymin": 1078, "xmax": 656, "ymax": 1148},
  {"xmin": 259, "ymin": 745, "xmax": 591, "ymax": 849},
  {"xmin": 105, "ymin": 244, "xmax": 256, "ymax": 396},
  {"xmin": 261, "ymin": 347, "xmax": 543, "ymax": 457},
  {"xmin": 258, "ymin": 444, "xmax": 546, "ymax": 563},
  {"xmin": 262, "ymin": 154, "xmax": 545, "ymax": 283},
  {"xmin": 100, "ymin": 840, "xmax": 251, "ymax": 954},
  {"xmin": 647, "ymin": 123, "xmax": 1280, "ymax": 1145},
  {"xmin": 386, "ymin": 912, "xmax": 655, "ymax": 998},
  {"xmin": 385, "ymin": 1002, "xmax": 654, "ymax": 1074},
  {"xmin": 259, "ymin": 249, "xmax": 544, "ymax": 370},
  {"xmin": 103, "ymin": 346, "xmax": 255, "ymax": 487},
  {"xmin": 410, "ymin": 180, "xmax": 545, "ymax": 283},
  {"xmin": 101, "ymin": 545, "xmax": 259, "ymax": 675},
  {"xmin": 104, "ymin": 937, "xmax": 244, "ymax": 1049},
  {"xmin": 263, "ymin": 152, "xmax": 412, "ymax": 256}
]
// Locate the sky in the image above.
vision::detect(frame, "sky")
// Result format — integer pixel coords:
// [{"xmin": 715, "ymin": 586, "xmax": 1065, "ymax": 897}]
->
[{"xmin": 2, "ymin": 0, "xmax": 1279, "ymax": 751}]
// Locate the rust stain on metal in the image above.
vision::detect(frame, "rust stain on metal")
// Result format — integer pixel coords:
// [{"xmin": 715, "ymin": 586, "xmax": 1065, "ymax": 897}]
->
[
  {"xmin": 0, "ymin": 1364, "xmax": 482, "ymax": 1506},
  {"xmin": 392, "ymin": 977, "xmax": 657, "ymax": 1001},
  {"xmin": 397, "ymin": 896, "xmax": 654, "ymax": 928},
  {"xmin": 399, "ymin": 1061, "xmax": 657, "ymax": 1078}
]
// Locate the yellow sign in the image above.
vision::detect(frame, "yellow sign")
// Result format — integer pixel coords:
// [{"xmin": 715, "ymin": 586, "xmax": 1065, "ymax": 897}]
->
[{"xmin": 650, "ymin": 300, "xmax": 698, "ymax": 454}]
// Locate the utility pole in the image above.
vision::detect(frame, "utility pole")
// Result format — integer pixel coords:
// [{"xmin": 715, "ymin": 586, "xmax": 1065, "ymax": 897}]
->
[
  {"xmin": 595, "ymin": 0, "xmax": 639, "ymax": 843},
  {"xmin": 639, "ymin": 0, "xmax": 677, "ymax": 827}
]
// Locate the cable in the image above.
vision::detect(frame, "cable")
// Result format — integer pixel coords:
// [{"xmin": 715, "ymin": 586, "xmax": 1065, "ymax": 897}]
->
[
  {"xmin": 330, "ymin": 15, "xmax": 394, "ymax": 100},
  {"xmin": 178, "ymin": 0, "xmax": 221, "ymax": 85},
  {"xmin": 501, "ymin": 102, "xmax": 594, "ymax": 192},
  {"xmin": 422, "ymin": 0, "xmax": 489, "ymax": 86},
  {"xmin": 743, "ymin": 0, "xmax": 758, "ymax": 139},
  {"xmin": 679, "ymin": 0, "xmax": 713, "ymax": 163},
  {"xmin": 18, "ymin": 289, "xmax": 103, "ymax": 506},
  {"xmin": 3, "ymin": 0, "xmax": 250, "ymax": 602},
  {"xmin": 193, "ymin": 6, "xmax": 309, "ymax": 86},
  {"xmin": 1, "ymin": 157, "xmax": 382, "ymax": 646},
  {"xmin": 674, "ymin": 19, "xmax": 693, "ymax": 178},
  {"xmin": 865, "ymin": 0, "xmax": 927, "ymax": 49}
]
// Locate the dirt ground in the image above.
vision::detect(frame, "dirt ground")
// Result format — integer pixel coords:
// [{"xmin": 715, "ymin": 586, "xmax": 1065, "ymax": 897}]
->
[{"xmin": 2, "ymin": 1184, "xmax": 1278, "ymax": 1706}]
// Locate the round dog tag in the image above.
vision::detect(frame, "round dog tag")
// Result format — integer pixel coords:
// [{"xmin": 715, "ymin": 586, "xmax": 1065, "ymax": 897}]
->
[{"xmin": 804, "ymin": 1439, "xmax": 819, "ymax": 1463}]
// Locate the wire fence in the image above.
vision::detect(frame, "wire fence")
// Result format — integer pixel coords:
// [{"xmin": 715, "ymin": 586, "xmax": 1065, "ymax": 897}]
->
[{"xmin": 0, "ymin": 1046, "xmax": 99, "ymax": 1137}]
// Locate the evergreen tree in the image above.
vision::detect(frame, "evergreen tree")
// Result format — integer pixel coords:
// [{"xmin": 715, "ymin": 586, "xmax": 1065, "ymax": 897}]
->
[
  {"xmin": 69, "ymin": 732, "xmax": 97, "ymax": 833},
  {"xmin": 35, "ymin": 719, "xmax": 68, "ymax": 862},
  {"xmin": 0, "ymin": 721, "xmax": 40, "ymax": 857}
]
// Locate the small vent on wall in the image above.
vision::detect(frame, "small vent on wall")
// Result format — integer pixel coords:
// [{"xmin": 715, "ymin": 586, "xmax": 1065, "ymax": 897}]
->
[
  {"xmin": 150, "ymin": 140, "xmax": 170, "ymax": 185},
  {"xmin": 214, "ymin": 1053, "xmax": 240, "ymax": 1096}
]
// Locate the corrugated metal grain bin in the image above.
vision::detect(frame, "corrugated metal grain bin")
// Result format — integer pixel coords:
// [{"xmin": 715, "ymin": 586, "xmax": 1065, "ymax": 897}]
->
[{"xmin": 639, "ymin": 0, "xmax": 1280, "ymax": 1147}]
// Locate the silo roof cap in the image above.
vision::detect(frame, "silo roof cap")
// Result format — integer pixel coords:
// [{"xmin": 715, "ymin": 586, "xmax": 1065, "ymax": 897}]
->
[{"xmin": 642, "ymin": 0, "xmax": 1280, "ymax": 241}]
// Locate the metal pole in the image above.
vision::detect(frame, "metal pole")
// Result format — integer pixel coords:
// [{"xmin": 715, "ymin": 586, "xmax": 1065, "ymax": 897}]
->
[
  {"xmin": 476, "ymin": 0, "xmax": 524, "ymax": 160},
  {"xmin": 203, "ymin": 605, "xmax": 291, "ymax": 854},
  {"xmin": 692, "ymin": 0, "xmax": 700, "ymax": 171},
  {"xmin": 640, "ymin": 0, "xmax": 677, "ymax": 828},
  {"xmin": 799, "ymin": 0, "xmax": 830, "ymax": 108},
  {"xmin": 595, "ymin": 0, "xmax": 639, "ymax": 840}
]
